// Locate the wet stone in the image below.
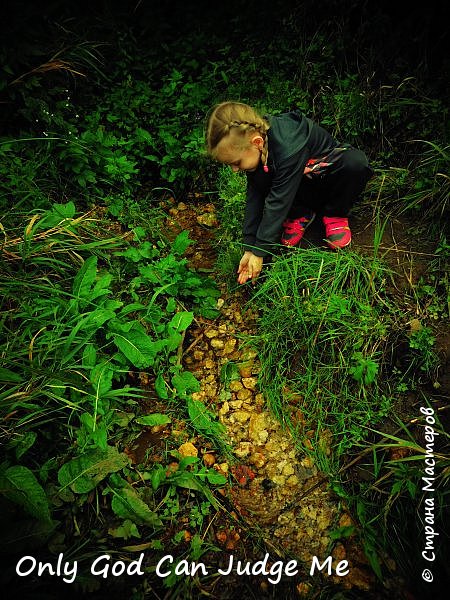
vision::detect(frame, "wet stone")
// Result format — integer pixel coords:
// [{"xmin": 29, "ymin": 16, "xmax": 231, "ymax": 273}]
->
[
  {"xmin": 282, "ymin": 463, "xmax": 295, "ymax": 476},
  {"xmin": 210, "ymin": 338, "xmax": 225, "ymax": 349},
  {"xmin": 237, "ymin": 388, "xmax": 252, "ymax": 401},
  {"xmin": 229, "ymin": 380, "xmax": 243, "ymax": 392},
  {"xmin": 205, "ymin": 329, "xmax": 219, "ymax": 338},
  {"xmin": 204, "ymin": 384, "xmax": 217, "ymax": 399},
  {"xmin": 242, "ymin": 377, "xmax": 258, "ymax": 390},
  {"xmin": 248, "ymin": 413, "xmax": 268, "ymax": 441},
  {"xmin": 234, "ymin": 442, "xmax": 252, "ymax": 457},
  {"xmin": 223, "ymin": 339, "xmax": 237, "ymax": 354},
  {"xmin": 229, "ymin": 399, "xmax": 243, "ymax": 409},
  {"xmin": 202, "ymin": 453, "xmax": 216, "ymax": 467},
  {"xmin": 196, "ymin": 212, "xmax": 218, "ymax": 227},
  {"xmin": 271, "ymin": 475, "xmax": 286, "ymax": 486},
  {"xmin": 233, "ymin": 410, "xmax": 251, "ymax": 423},
  {"xmin": 178, "ymin": 442, "xmax": 198, "ymax": 457},
  {"xmin": 286, "ymin": 475, "xmax": 299, "ymax": 486},
  {"xmin": 249, "ymin": 452, "xmax": 266, "ymax": 468},
  {"xmin": 219, "ymin": 401, "xmax": 230, "ymax": 415}
]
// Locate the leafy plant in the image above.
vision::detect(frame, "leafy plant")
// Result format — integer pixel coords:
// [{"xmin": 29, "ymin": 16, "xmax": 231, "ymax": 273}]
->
[{"xmin": 0, "ymin": 201, "xmax": 225, "ymax": 559}]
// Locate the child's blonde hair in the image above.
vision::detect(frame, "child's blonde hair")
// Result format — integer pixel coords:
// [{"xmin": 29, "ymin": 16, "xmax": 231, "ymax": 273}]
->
[{"xmin": 205, "ymin": 101, "xmax": 270, "ymax": 166}]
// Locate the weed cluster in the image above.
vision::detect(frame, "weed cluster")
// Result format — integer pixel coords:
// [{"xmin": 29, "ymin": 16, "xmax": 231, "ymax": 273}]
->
[{"xmin": 0, "ymin": 202, "xmax": 225, "ymax": 593}]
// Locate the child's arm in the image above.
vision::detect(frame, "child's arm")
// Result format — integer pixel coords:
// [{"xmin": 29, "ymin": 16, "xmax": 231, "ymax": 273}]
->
[
  {"xmin": 242, "ymin": 184, "xmax": 265, "ymax": 251},
  {"xmin": 252, "ymin": 152, "xmax": 306, "ymax": 254}
]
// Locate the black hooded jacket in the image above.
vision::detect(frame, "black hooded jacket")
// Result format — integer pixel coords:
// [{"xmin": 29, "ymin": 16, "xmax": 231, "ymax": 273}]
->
[{"xmin": 243, "ymin": 110, "xmax": 340, "ymax": 256}]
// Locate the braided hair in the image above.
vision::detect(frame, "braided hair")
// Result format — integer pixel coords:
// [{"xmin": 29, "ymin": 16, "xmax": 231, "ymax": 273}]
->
[{"xmin": 205, "ymin": 101, "xmax": 270, "ymax": 168}]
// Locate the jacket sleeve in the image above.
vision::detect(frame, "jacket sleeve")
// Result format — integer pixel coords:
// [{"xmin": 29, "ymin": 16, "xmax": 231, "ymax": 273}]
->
[
  {"xmin": 251, "ymin": 149, "xmax": 309, "ymax": 256},
  {"xmin": 242, "ymin": 181, "xmax": 265, "ymax": 252}
]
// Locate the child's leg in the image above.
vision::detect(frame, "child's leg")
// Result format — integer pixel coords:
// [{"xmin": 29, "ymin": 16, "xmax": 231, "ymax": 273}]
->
[
  {"xmin": 319, "ymin": 148, "xmax": 373, "ymax": 216},
  {"xmin": 304, "ymin": 147, "xmax": 372, "ymax": 248},
  {"xmin": 287, "ymin": 148, "xmax": 372, "ymax": 248}
]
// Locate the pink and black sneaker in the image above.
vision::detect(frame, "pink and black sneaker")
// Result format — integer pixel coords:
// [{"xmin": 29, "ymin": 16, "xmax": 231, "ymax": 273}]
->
[
  {"xmin": 281, "ymin": 212, "xmax": 316, "ymax": 247},
  {"xmin": 322, "ymin": 216, "xmax": 352, "ymax": 249}
]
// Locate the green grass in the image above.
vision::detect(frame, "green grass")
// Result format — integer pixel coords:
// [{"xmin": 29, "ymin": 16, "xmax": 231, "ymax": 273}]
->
[{"xmin": 247, "ymin": 247, "xmax": 394, "ymax": 468}]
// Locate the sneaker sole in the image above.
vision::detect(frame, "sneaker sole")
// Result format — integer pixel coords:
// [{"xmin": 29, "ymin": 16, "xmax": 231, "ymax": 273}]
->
[
  {"xmin": 325, "ymin": 238, "xmax": 351, "ymax": 249},
  {"xmin": 282, "ymin": 212, "xmax": 316, "ymax": 247}
]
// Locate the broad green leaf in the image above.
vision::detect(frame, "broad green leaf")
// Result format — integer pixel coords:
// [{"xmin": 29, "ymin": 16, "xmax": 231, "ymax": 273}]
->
[
  {"xmin": 132, "ymin": 226, "xmax": 147, "ymax": 240},
  {"xmin": 110, "ymin": 486, "xmax": 162, "ymax": 526},
  {"xmin": 187, "ymin": 398, "xmax": 225, "ymax": 436},
  {"xmin": 166, "ymin": 297, "xmax": 176, "ymax": 313},
  {"xmin": 88, "ymin": 308, "xmax": 117, "ymax": 327},
  {"xmin": 135, "ymin": 414, "xmax": 171, "ymax": 426},
  {"xmin": 169, "ymin": 311, "xmax": 194, "ymax": 332},
  {"xmin": 137, "ymin": 241, "xmax": 158, "ymax": 259},
  {"xmin": 0, "ymin": 465, "xmax": 51, "ymax": 523},
  {"xmin": 187, "ymin": 399, "xmax": 212, "ymax": 430},
  {"xmin": 145, "ymin": 305, "xmax": 164, "ymax": 325},
  {"xmin": 154, "ymin": 373, "xmax": 168, "ymax": 399},
  {"xmin": 150, "ymin": 464, "xmax": 166, "ymax": 491},
  {"xmin": 108, "ymin": 318, "xmax": 137, "ymax": 334},
  {"xmin": 169, "ymin": 471, "xmax": 217, "ymax": 506},
  {"xmin": 177, "ymin": 456, "xmax": 199, "ymax": 470},
  {"xmin": 112, "ymin": 411, "xmax": 136, "ymax": 427},
  {"xmin": 52, "ymin": 201, "xmax": 76, "ymax": 219},
  {"xmin": 104, "ymin": 299, "xmax": 124, "ymax": 311},
  {"xmin": 91, "ymin": 273, "xmax": 113, "ymax": 300},
  {"xmin": 118, "ymin": 303, "xmax": 147, "ymax": 318},
  {"xmin": 72, "ymin": 256, "xmax": 98, "ymax": 300},
  {"xmin": 220, "ymin": 362, "xmax": 241, "ymax": 384},
  {"xmin": 82, "ymin": 344, "xmax": 97, "ymax": 369},
  {"xmin": 39, "ymin": 457, "xmax": 58, "ymax": 483},
  {"xmin": 172, "ymin": 371, "xmax": 200, "ymax": 396},
  {"xmin": 169, "ymin": 471, "xmax": 203, "ymax": 492},
  {"xmin": 135, "ymin": 127, "xmax": 153, "ymax": 143},
  {"xmin": 205, "ymin": 471, "xmax": 227, "ymax": 485},
  {"xmin": 165, "ymin": 332, "xmax": 182, "ymax": 352},
  {"xmin": 115, "ymin": 247, "xmax": 143, "ymax": 262},
  {"xmin": 90, "ymin": 362, "xmax": 114, "ymax": 396},
  {"xmin": 38, "ymin": 201, "xmax": 76, "ymax": 228},
  {"xmin": 0, "ymin": 367, "xmax": 23, "ymax": 383},
  {"xmin": 78, "ymin": 412, "xmax": 108, "ymax": 450},
  {"xmin": 109, "ymin": 519, "xmax": 140, "ymax": 540},
  {"xmin": 13, "ymin": 432, "xmax": 37, "ymax": 460},
  {"xmin": 171, "ymin": 230, "xmax": 192, "ymax": 255},
  {"xmin": 63, "ymin": 309, "xmax": 116, "ymax": 355},
  {"xmin": 113, "ymin": 331, "xmax": 164, "ymax": 368},
  {"xmin": 58, "ymin": 446, "xmax": 129, "ymax": 493}
]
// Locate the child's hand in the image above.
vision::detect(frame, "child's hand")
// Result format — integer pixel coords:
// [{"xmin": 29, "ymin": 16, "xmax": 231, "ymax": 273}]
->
[{"xmin": 237, "ymin": 251, "xmax": 263, "ymax": 284}]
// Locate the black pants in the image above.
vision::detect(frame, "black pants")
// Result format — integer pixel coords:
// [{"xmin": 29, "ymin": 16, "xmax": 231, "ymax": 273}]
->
[{"xmin": 289, "ymin": 148, "xmax": 373, "ymax": 218}]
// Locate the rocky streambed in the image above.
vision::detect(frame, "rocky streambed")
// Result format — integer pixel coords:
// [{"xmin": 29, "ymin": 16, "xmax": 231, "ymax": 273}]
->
[{"xmin": 141, "ymin": 197, "xmax": 408, "ymax": 598}]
